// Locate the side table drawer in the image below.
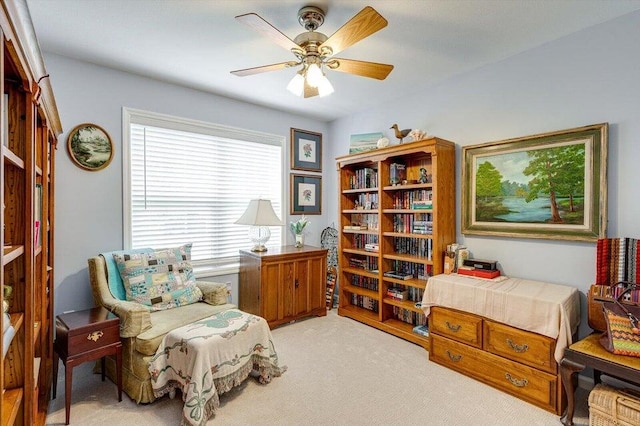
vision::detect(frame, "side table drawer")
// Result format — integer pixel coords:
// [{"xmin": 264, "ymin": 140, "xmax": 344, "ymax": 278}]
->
[
  {"xmin": 430, "ymin": 307, "xmax": 482, "ymax": 348},
  {"xmin": 484, "ymin": 320, "xmax": 557, "ymax": 374},
  {"xmin": 66, "ymin": 323, "xmax": 120, "ymax": 357}
]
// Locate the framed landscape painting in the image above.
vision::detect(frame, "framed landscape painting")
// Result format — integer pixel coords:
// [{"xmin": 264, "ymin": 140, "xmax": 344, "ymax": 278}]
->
[
  {"xmin": 290, "ymin": 174, "xmax": 322, "ymax": 215},
  {"xmin": 462, "ymin": 123, "xmax": 608, "ymax": 241},
  {"xmin": 291, "ymin": 128, "xmax": 322, "ymax": 172},
  {"xmin": 67, "ymin": 123, "xmax": 113, "ymax": 171}
]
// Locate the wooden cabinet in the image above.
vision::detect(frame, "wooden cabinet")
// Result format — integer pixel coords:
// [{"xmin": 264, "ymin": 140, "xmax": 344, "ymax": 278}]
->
[
  {"xmin": 335, "ymin": 138, "xmax": 455, "ymax": 348},
  {"xmin": 429, "ymin": 307, "xmax": 563, "ymax": 414},
  {"xmin": 1, "ymin": 2, "xmax": 61, "ymax": 425},
  {"xmin": 239, "ymin": 246, "xmax": 327, "ymax": 328}
]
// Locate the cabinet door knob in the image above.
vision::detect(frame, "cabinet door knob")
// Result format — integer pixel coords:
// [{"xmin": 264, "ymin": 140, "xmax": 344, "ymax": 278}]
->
[
  {"xmin": 295, "ymin": 279, "xmax": 299, "ymax": 288},
  {"xmin": 87, "ymin": 330, "xmax": 103, "ymax": 342}
]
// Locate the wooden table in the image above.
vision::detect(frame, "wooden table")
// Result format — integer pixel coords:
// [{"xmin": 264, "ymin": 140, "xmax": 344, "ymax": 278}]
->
[
  {"xmin": 559, "ymin": 333, "xmax": 640, "ymax": 425},
  {"xmin": 52, "ymin": 306, "xmax": 122, "ymax": 425}
]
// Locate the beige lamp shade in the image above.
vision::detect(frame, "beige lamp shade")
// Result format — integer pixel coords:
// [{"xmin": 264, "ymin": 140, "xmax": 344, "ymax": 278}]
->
[
  {"xmin": 235, "ymin": 199, "xmax": 283, "ymax": 251},
  {"xmin": 235, "ymin": 199, "xmax": 283, "ymax": 226}
]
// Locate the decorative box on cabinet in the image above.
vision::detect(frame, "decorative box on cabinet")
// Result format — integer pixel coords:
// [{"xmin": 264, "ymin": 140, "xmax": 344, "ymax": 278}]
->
[
  {"xmin": 239, "ymin": 246, "xmax": 327, "ymax": 328},
  {"xmin": 335, "ymin": 138, "xmax": 456, "ymax": 348}
]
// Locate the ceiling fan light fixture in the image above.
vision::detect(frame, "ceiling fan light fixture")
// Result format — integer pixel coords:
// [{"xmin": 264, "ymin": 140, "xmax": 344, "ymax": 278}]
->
[
  {"xmin": 287, "ymin": 71, "xmax": 305, "ymax": 96},
  {"xmin": 306, "ymin": 63, "xmax": 323, "ymax": 88},
  {"xmin": 317, "ymin": 75, "xmax": 334, "ymax": 97}
]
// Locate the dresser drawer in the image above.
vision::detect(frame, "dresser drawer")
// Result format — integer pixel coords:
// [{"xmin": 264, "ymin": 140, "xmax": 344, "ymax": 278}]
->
[
  {"xmin": 430, "ymin": 334, "xmax": 559, "ymax": 413},
  {"xmin": 430, "ymin": 307, "xmax": 482, "ymax": 348},
  {"xmin": 483, "ymin": 320, "xmax": 557, "ymax": 374}
]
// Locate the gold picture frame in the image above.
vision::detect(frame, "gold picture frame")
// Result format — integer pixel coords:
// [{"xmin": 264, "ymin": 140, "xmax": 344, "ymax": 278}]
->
[
  {"xmin": 462, "ymin": 123, "xmax": 608, "ymax": 241},
  {"xmin": 67, "ymin": 123, "xmax": 114, "ymax": 171}
]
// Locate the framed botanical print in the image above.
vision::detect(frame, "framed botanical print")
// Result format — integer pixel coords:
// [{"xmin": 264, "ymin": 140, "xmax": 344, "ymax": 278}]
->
[
  {"xmin": 290, "ymin": 174, "xmax": 322, "ymax": 215},
  {"xmin": 291, "ymin": 128, "xmax": 322, "ymax": 172},
  {"xmin": 67, "ymin": 123, "xmax": 114, "ymax": 171}
]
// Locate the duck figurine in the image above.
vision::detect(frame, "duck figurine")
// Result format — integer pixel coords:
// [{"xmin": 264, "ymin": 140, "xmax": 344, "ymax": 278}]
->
[{"xmin": 390, "ymin": 124, "xmax": 411, "ymax": 143}]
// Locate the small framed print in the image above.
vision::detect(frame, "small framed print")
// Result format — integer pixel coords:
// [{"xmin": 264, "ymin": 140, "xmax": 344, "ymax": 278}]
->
[
  {"xmin": 290, "ymin": 174, "xmax": 322, "ymax": 215},
  {"xmin": 67, "ymin": 123, "xmax": 114, "ymax": 171},
  {"xmin": 291, "ymin": 128, "xmax": 322, "ymax": 172}
]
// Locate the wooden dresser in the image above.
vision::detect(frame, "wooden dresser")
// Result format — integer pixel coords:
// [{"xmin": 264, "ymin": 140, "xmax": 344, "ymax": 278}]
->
[
  {"xmin": 239, "ymin": 246, "xmax": 327, "ymax": 328},
  {"xmin": 423, "ymin": 274, "xmax": 581, "ymax": 415},
  {"xmin": 430, "ymin": 306, "xmax": 561, "ymax": 413}
]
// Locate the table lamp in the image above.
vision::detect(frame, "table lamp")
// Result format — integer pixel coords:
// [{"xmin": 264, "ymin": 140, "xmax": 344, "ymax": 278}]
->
[{"xmin": 235, "ymin": 199, "xmax": 283, "ymax": 252}]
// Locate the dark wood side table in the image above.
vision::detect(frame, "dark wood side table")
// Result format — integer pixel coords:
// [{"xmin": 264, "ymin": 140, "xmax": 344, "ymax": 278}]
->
[
  {"xmin": 559, "ymin": 333, "xmax": 640, "ymax": 425},
  {"xmin": 52, "ymin": 306, "xmax": 122, "ymax": 425}
]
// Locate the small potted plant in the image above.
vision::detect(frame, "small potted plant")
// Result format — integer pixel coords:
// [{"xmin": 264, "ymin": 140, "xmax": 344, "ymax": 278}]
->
[{"xmin": 290, "ymin": 215, "xmax": 309, "ymax": 248}]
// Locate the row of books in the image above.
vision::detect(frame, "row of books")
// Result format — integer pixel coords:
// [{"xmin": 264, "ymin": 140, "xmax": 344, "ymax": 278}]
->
[
  {"xmin": 365, "ymin": 243, "xmax": 379, "ymax": 252},
  {"xmin": 392, "ymin": 213, "xmax": 433, "ymax": 234},
  {"xmin": 383, "ymin": 270, "xmax": 413, "ymax": 280},
  {"xmin": 353, "ymin": 193, "xmax": 378, "ymax": 210},
  {"xmin": 350, "ymin": 275, "xmax": 379, "ymax": 291},
  {"xmin": 351, "ymin": 234, "xmax": 378, "ymax": 250},
  {"xmin": 393, "ymin": 236, "xmax": 433, "ymax": 260},
  {"xmin": 351, "ymin": 294, "xmax": 379, "ymax": 312},
  {"xmin": 391, "ymin": 190, "xmax": 433, "ymax": 210},
  {"xmin": 391, "ymin": 261, "xmax": 431, "ymax": 281},
  {"xmin": 392, "ymin": 306, "xmax": 426, "ymax": 326},
  {"xmin": 412, "ymin": 220, "xmax": 433, "ymax": 235},
  {"xmin": 347, "ymin": 212, "xmax": 378, "ymax": 231},
  {"xmin": 349, "ymin": 167, "xmax": 378, "ymax": 189},
  {"xmin": 349, "ymin": 256, "xmax": 378, "ymax": 271}
]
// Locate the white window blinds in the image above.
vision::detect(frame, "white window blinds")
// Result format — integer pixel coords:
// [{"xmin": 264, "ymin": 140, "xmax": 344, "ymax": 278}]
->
[{"xmin": 124, "ymin": 108, "xmax": 284, "ymax": 263}]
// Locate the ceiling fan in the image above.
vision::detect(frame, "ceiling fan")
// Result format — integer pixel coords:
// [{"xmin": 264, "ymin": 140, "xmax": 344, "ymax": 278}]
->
[{"xmin": 230, "ymin": 5, "xmax": 394, "ymax": 98}]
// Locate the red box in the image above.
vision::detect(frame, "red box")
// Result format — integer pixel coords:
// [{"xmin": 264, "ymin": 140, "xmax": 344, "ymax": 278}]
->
[{"xmin": 457, "ymin": 267, "xmax": 500, "ymax": 279}]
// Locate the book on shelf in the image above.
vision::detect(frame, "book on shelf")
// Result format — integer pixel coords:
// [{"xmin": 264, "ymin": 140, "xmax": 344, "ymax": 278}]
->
[
  {"xmin": 386, "ymin": 286, "xmax": 409, "ymax": 300},
  {"xmin": 364, "ymin": 243, "xmax": 379, "ymax": 252},
  {"xmin": 411, "ymin": 200, "xmax": 432, "ymax": 210},
  {"xmin": 457, "ymin": 266, "xmax": 501, "ymax": 279},
  {"xmin": 344, "ymin": 225, "xmax": 368, "ymax": 230},
  {"xmin": 412, "ymin": 324, "xmax": 429, "ymax": 337},
  {"xmin": 383, "ymin": 271, "xmax": 413, "ymax": 280}
]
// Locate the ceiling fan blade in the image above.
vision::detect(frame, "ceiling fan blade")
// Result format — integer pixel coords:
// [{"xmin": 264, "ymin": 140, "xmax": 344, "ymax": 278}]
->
[
  {"xmin": 304, "ymin": 79, "xmax": 319, "ymax": 98},
  {"xmin": 320, "ymin": 6, "xmax": 387, "ymax": 56},
  {"xmin": 329, "ymin": 58, "xmax": 394, "ymax": 80},
  {"xmin": 231, "ymin": 61, "xmax": 297, "ymax": 77},
  {"xmin": 236, "ymin": 13, "xmax": 301, "ymax": 52}
]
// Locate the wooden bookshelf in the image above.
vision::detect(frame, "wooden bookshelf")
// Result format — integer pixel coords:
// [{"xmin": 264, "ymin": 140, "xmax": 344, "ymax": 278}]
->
[
  {"xmin": 1, "ymin": 2, "xmax": 61, "ymax": 424},
  {"xmin": 336, "ymin": 138, "xmax": 456, "ymax": 349}
]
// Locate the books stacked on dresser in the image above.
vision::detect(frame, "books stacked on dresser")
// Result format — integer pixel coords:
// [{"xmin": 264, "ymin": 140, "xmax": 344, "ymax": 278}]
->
[{"xmin": 457, "ymin": 258, "xmax": 501, "ymax": 279}]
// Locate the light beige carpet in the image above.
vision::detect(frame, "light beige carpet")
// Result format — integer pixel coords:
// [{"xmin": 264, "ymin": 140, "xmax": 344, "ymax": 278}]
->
[{"xmin": 46, "ymin": 310, "xmax": 589, "ymax": 425}]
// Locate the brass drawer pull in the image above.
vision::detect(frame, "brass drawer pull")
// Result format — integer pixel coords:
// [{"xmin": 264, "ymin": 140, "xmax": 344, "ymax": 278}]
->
[
  {"xmin": 505, "ymin": 373, "xmax": 528, "ymax": 388},
  {"xmin": 506, "ymin": 338, "xmax": 529, "ymax": 353},
  {"xmin": 87, "ymin": 330, "xmax": 104, "ymax": 342},
  {"xmin": 445, "ymin": 321, "xmax": 461, "ymax": 332},
  {"xmin": 446, "ymin": 350, "xmax": 462, "ymax": 362}
]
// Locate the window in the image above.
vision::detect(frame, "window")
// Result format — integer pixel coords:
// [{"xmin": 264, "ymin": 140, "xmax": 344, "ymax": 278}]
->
[{"xmin": 123, "ymin": 108, "xmax": 284, "ymax": 267}]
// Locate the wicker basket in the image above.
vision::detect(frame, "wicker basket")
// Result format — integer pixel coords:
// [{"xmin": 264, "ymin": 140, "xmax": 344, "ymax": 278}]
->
[{"xmin": 589, "ymin": 384, "xmax": 640, "ymax": 426}]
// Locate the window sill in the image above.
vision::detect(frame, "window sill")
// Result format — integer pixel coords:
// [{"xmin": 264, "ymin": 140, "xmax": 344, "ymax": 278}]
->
[{"xmin": 193, "ymin": 263, "xmax": 239, "ymax": 278}]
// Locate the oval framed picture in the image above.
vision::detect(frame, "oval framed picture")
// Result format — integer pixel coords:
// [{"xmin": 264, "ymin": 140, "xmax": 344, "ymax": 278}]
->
[{"xmin": 67, "ymin": 123, "xmax": 114, "ymax": 171}]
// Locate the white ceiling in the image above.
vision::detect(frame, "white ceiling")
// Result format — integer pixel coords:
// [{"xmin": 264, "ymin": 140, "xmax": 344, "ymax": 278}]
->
[{"xmin": 26, "ymin": 0, "xmax": 640, "ymax": 122}]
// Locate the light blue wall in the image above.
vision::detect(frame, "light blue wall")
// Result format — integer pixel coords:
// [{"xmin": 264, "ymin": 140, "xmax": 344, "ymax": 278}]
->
[
  {"xmin": 327, "ymin": 10, "xmax": 640, "ymax": 337},
  {"xmin": 48, "ymin": 10, "xmax": 640, "ymax": 338},
  {"xmin": 46, "ymin": 55, "xmax": 329, "ymax": 315}
]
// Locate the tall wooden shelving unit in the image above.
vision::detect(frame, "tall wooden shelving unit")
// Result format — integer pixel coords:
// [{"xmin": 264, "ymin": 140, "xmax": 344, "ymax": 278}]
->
[
  {"xmin": 0, "ymin": 1, "xmax": 61, "ymax": 425},
  {"xmin": 336, "ymin": 138, "xmax": 455, "ymax": 349}
]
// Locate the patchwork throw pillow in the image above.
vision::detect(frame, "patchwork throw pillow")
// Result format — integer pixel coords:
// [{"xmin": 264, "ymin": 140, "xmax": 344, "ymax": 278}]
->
[{"xmin": 113, "ymin": 243, "xmax": 203, "ymax": 311}]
